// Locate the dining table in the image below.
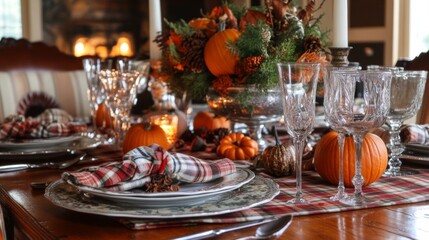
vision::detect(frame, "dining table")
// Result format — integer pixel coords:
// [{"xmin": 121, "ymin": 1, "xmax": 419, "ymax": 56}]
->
[{"xmin": 1, "ymin": 139, "xmax": 429, "ymax": 240}]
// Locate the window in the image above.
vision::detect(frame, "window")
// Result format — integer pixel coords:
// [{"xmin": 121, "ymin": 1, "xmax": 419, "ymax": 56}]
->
[
  {"xmin": 408, "ymin": 0, "xmax": 429, "ymax": 59},
  {"xmin": 0, "ymin": 0, "xmax": 22, "ymax": 38}
]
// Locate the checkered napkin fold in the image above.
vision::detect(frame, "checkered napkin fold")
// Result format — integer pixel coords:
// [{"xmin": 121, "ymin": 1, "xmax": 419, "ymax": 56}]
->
[
  {"xmin": 62, "ymin": 144, "xmax": 237, "ymax": 191},
  {"xmin": 0, "ymin": 108, "xmax": 87, "ymax": 140},
  {"xmin": 373, "ymin": 124, "xmax": 429, "ymax": 145}
]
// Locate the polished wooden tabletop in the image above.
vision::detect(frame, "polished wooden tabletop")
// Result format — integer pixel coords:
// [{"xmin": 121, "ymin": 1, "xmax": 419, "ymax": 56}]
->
[{"xmin": 1, "ymin": 146, "xmax": 429, "ymax": 240}]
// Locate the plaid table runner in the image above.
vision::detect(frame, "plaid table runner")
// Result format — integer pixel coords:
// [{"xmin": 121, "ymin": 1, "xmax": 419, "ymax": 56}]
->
[
  {"xmin": 119, "ymin": 167, "xmax": 429, "ymax": 230},
  {"xmin": 62, "ymin": 144, "xmax": 236, "ymax": 191}
]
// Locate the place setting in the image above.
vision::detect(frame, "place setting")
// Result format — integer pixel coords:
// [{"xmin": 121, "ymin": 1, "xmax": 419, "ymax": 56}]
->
[
  {"xmin": 0, "ymin": 108, "xmax": 103, "ymax": 162},
  {"xmin": 44, "ymin": 144, "xmax": 280, "ymax": 219}
]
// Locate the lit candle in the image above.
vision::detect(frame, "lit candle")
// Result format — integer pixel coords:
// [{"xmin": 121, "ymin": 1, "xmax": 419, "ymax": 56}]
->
[
  {"xmin": 332, "ymin": 0, "xmax": 348, "ymax": 48},
  {"xmin": 149, "ymin": 0, "xmax": 162, "ymax": 60},
  {"xmin": 150, "ymin": 114, "xmax": 178, "ymax": 148}
]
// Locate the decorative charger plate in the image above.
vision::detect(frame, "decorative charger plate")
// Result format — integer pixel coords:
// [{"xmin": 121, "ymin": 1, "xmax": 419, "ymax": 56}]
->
[
  {"xmin": 0, "ymin": 136, "xmax": 102, "ymax": 161},
  {"xmin": 45, "ymin": 176, "xmax": 279, "ymax": 219},
  {"xmin": 75, "ymin": 168, "xmax": 255, "ymax": 198}
]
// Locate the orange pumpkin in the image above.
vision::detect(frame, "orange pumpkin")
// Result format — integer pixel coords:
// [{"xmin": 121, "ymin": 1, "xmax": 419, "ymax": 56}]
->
[
  {"xmin": 204, "ymin": 29, "xmax": 240, "ymax": 77},
  {"xmin": 95, "ymin": 103, "xmax": 112, "ymax": 129},
  {"xmin": 122, "ymin": 122, "xmax": 169, "ymax": 153},
  {"xmin": 313, "ymin": 131, "xmax": 388, "ymax": 187},
  {"xmin": 217, "ymin": 132, "xmax": 258, "ymax": 160},
  {"xmin": 193, "ymin": 111, "xmax": 230, "ymax": 131}
]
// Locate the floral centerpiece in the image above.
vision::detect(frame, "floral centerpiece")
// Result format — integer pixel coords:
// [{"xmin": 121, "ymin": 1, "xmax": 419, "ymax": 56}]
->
[{"xmin": 155, "ymin": 0, "xmax": 329, "ymax": 100}]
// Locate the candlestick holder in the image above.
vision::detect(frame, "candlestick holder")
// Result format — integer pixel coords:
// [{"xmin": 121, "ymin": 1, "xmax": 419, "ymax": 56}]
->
[{"xmin": 329, "ymin": 47, "xmax": 353, "ymax": 67}]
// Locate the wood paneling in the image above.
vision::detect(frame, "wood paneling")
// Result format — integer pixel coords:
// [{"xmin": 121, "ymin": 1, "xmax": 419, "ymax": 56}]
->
[{"xmin": 350, "ymin": 0, "xmax": 385, "ymax": 28}]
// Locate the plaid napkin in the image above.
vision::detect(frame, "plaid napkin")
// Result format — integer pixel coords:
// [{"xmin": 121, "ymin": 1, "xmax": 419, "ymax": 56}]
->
[
  {"xmin": 399, "ymin": 124, "xmax": 429, "ymax": 145},
  {"xmin": 62, "ymin": 144, "xmax": 237, "ymax": 191},
  {"xmin": 372, "ymin": 124, "xmax": 429, "ymax": 145},
  {"xmin": 0, "ymin": 108, "xmax": 86, "ymax": 140}
]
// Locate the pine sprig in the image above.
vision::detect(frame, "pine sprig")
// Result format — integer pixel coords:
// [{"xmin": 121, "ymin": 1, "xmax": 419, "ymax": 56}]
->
[
  {"xmin": 165, "ymin": 19, "xmax": 195, "ymax": 38},
  {"xmin": 168, "ymin": 43, "xmax": 180, "ymax": 62},
  {"xmin": 245, "ymin": 38, "xmax": 298, "ymax": 89},
  {"xmin": 168, "ymin": 71, "xmax": 213, "ymax": 100},
  {"xmin": 233, "ymin": 21, "xmax": 270, "ymax": 58},
  {"xmin": 226, "ymin": 2, "xmax": 248, "ymax": 21}
]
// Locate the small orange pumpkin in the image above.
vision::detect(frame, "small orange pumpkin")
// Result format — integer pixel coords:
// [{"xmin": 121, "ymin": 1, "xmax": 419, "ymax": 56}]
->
[
  {"xmin": 122, "ymin": 122, "xmax": 169, "ymax": 153},
  {"xmin": 313, "ymin": 131, "xmax": 388, "ymax": 187},
  {"xmin": 204, "ymin": 29, "xmax": 240, "ymax": 77},
  {"xmin": 217, "ymin": 132, "xmax": 258, "ymax": 160},
  {"xmin": 193, "ymin": 111, "xmax": 230, "ymax": 131},
  {"xmin": 95, "ymin": 103, "xmax": 112, "ymax": 129}
]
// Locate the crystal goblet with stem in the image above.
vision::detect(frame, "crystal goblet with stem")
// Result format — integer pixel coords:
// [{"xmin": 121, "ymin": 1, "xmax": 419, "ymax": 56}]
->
[
  {"xmin": 323, "ymin": 65, "xmax": 361, "ymax": 201},
  {"xmin": 99, "ymin": 69, "xmax": 138, "ymax": 148},
  {"xmin": 277, "ymin": 62, "xmax": 320, "ymax": 204},
  {"xmin": 330, "ymin": 70, "xmax": 392, "ymax": 206},
  {"xmin": 383, "ymin": 70, "xmax": 427, "ymax": 176},
  {"xmin": 82, "ymin": 58, "xmax": 113, "ymax": 132},
  {"xmin": 116, "ymin": 58, "xmax": 151, "ymax": 132}
]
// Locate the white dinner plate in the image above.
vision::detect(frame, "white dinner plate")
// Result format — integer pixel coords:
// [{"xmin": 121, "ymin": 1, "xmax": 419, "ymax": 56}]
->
[
  {"xmin": 404, "ymin": 143, "xmax": 429, "ymax": 155},
  {"xmin": 400, "ymin": 153, "xmax": 429, "ymax": 166},
  {"xmin": 0, "ymin": 136, "xmax": 102, "ymax": 161},
  {"xmin": 75, "ymin": 168, "xmax": 255, "ymax": 198},
  {"xmin": 45, "ymin": 176, "xmax": 279, "ymax": 219},
  {"xmin": 0, "ymin": 135, "xmax": 82, "ymax": 150},
  {"xmin": 72, "ymin": 169, "xmax": 255, "ymax": 207}
]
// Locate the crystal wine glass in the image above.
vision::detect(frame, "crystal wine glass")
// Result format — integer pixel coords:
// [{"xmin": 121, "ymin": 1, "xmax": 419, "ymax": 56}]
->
[
  {"xmin": 82, "ymin": 58, "xmax": 113, "ymax": 131},
  {"xmin": 383, "ymin": 70, "xmax": 427, "ymax": 176},
  {"xmin": 116, "ymin": 58, "xmax": 151, "ymax": 130},
  {"xmin": 277, "ymin": 62, "xmax": 320, "ymax": 204},
  {"xmin": 99, "ymin": 69, "xmax": 132, "ymax": 147},
  {"xmin": 323, "ymin": 65, "xmax": 361, "ymax": 201},
  {"xmin": 329, "ymin": 70, "xmax": 392, "ymax": 206}
]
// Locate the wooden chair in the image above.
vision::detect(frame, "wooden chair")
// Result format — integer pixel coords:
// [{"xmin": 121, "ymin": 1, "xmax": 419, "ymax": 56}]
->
[
  {"xmin": 0, "ymin": 38, "xmax": 91, "ymax": 121},
  {"xmin": 0, "ymin": 37, "xmax": 84, "ymax": 71},
  {"xmin": 0, "ymin": 38, "xmax": 149, "ymax": 121},
  {"xmin": 402, "ymin": 51, "xmax": 429, "ymax": 124}
]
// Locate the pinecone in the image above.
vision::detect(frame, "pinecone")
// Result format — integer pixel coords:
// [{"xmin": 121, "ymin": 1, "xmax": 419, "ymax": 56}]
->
[
  {"xmin": 303, "ymin": 36, "xmax": 322, "ymax": 52},
  {"xmin": 237, "ymin": 56, "xmax": 264, "ymax": 76},
  {"xmin": 144, "ymin": 174, "xmax": 179, "ymax": 193},
  {"xmin": 213, "ymin": 75, "xmax": 233, "ymax": 95},
  {"xmin": 181, "ymin": 31, "xmax": 208, "ymax": 73},
  {"xmin": 212, "ymin": 127, "xmax": 231, "ymax": 146},
  {"xmin": 154, "ymin": 32, "xmax": 170, "ymax": 51}
]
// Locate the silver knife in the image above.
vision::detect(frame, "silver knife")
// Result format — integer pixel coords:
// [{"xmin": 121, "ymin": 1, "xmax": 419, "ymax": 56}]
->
[
  {"xmin": 0, "ymin": 164, "xmax": 30, "ymax": 172},
  {"xmin": 171, "ymin": 218, "xmax": 276, "ymax": 240},
  {"xmin": 0, "ymin": 153, "xmax": 84, "ymax": 172}
]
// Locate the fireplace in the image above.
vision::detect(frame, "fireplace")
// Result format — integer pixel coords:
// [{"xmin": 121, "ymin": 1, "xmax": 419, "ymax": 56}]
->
[{"xmin": 41, "ymin": 0, "xmax": 223, "ymax": 58}]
